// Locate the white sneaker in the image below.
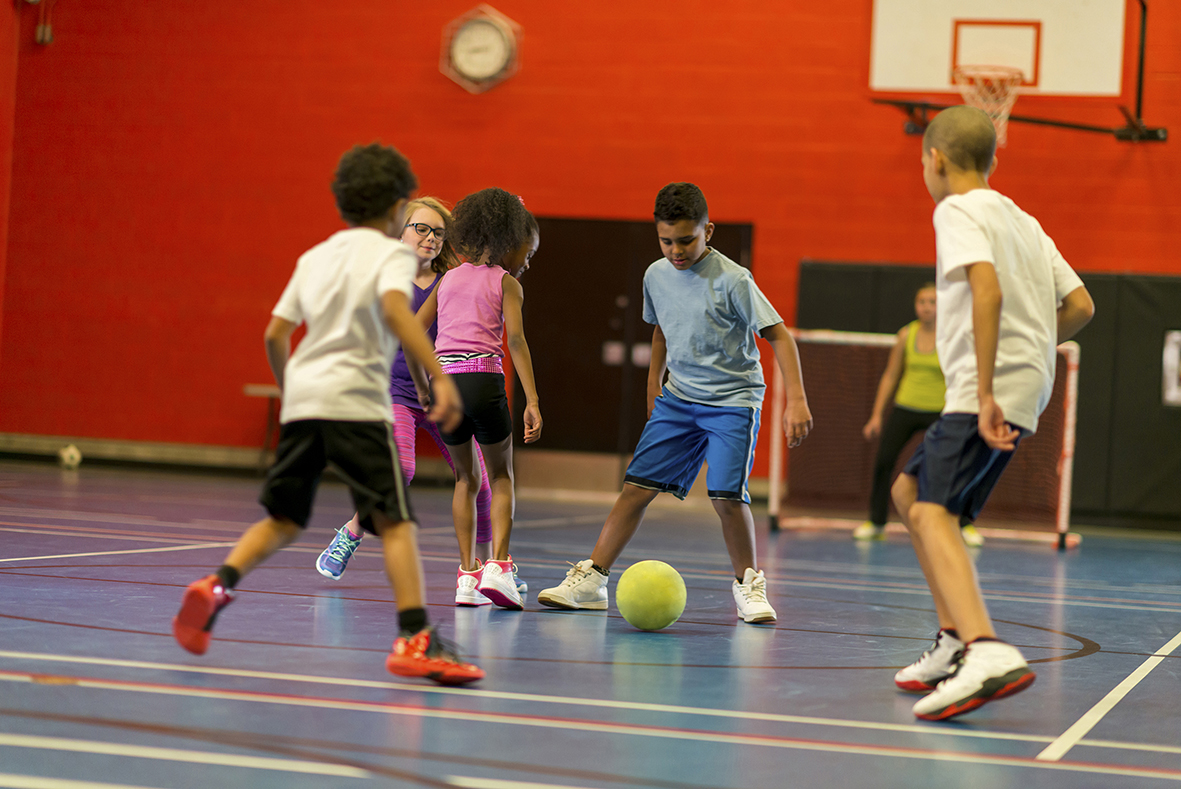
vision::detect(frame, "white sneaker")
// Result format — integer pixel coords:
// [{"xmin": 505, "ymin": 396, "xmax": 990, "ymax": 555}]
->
[
  {"xmin": 912, "ymin": 640, "xmax": 1035, "ymax": 720},
  {"xmin": 477, "ymin": 558, "xmax": 523, "ymax": 610},
  {"xmin": 852, "ymin": 521, "xmax": 886, "ymax": 541},
  {"xmin": 894, "ymin": 629, "xmax": 964, "ymax": 691},
  {"xmin": 455, "ymin": 564, "xmax": 491, "ymax": 607},
  {"xmin": 732, "ymin": 568, "xmax": 776, "ymax": 623},
  {"xmin": 961, "ymin": 524, "xmax": 985, "ymax": 548},
  {"xmin": 537, "ymin": 559, "xmax": 609, "ymax": 610}
]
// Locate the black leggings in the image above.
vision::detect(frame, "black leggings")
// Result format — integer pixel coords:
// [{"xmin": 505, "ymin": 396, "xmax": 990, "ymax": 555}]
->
[{"xmin": 868, "ymin": 406, "xmax": 939, "ymax": 526}]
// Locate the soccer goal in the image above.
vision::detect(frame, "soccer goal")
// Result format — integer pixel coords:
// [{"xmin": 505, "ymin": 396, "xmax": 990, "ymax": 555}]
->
[{"xmin": 766, "ymin": 330, "xmax": 1080, "ymax": 549}]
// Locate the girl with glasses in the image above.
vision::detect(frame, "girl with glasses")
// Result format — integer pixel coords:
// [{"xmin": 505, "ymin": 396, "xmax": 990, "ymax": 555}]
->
[{"xmin": 316, "ymin": 197, "xmax": 515, "ymax": 599}]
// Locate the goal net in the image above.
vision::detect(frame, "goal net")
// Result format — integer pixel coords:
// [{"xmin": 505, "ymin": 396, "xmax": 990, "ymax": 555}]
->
[{"xmin": 766, "ymin": 330, "xmax": 1079, "ymax": 541}]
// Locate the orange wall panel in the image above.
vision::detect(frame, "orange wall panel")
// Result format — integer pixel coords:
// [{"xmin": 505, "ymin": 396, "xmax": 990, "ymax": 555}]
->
[{"xmin": 2, "ymin": 1, "xmax": 1179, "ymax": 474}]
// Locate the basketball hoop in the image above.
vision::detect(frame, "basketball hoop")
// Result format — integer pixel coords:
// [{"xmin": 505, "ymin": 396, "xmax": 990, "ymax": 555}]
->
[{"xmin": 952, "ymin": 65, "xmax": 1025, "ymax": 147}]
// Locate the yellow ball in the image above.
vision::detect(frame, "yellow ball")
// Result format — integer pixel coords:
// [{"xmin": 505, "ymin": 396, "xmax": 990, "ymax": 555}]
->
[{"xmin": 615, "ymin": 560, "xmax": 686, "ymax": 631}]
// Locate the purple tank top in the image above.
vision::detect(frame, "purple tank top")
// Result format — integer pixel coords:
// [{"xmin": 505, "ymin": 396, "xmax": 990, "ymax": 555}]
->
[
  {"xmin": 434, "ymin": 262, "xmax": 506, "ymax": 358},
  {"xmin": 388, "ymin": 273, "xmax": 442, "ymax": 409}
]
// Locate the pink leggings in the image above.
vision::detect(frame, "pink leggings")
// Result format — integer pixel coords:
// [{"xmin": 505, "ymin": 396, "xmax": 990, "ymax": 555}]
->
[{"xmin": 393, "ymin": 403, "xmax": 492, "ymax": 544}]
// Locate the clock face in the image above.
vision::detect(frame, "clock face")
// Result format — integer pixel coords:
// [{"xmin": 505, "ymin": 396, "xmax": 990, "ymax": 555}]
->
[{"xmin": 450, "ymin": 18, "xmax": 513, "ymax": 81}]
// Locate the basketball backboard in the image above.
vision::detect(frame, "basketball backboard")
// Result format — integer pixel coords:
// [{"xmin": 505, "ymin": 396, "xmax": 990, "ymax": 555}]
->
[{"xmin": 870, "ymin": 0, "xmax": 1126, "ymax": 97}]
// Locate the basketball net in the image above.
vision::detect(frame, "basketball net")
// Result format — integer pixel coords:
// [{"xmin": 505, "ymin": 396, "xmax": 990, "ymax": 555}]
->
[{"xmin": 952, "ymin": 65, "xmax": 1024, "ymax": 147}]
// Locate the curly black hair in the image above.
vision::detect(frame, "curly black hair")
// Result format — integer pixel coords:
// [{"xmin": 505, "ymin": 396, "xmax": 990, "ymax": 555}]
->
[
  {"xmin": 450, "ymin": 188, "xmax": 537, "ymax": 269},
  {"xmin": 331, "ymin": 143, "xmax": 418, "ymax": 225},
  {"xmin": 653, "ymin": 182, "xmax": 708, "ymax": 225}
]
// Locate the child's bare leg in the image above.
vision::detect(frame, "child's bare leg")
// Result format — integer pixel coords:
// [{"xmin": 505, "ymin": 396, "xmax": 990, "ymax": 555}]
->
[
  {"xmin": 477, "ymin": 434, "xmax": 515, "ymax": 561},
  {"xmin": 448, "ymin": 439, "xmax": 481, "ymax": 571},
  {"xmin": 713, "ymin": 499, "xmax": 757, "ymax": 578},
  {"xmin": 590, "ymin": 484, "xmax": 660, "ymax": 570},
  {"xmin": 372, "ymin": 512, "xmax": 425, "ymax": 612},
  {"xmin": 474, "ymin": 540, "xmax": 492, "ymax": 562},
  {"xmin": 893, "ymin": 473, "xmax": 993, "ymax": 640},
  {"xmin": 893, "ymin": 474, "xmax": 957, "ymax": 629},
  {"xmin": 224, "ymin": 516, "xmax": 302, "ymax": 576}
]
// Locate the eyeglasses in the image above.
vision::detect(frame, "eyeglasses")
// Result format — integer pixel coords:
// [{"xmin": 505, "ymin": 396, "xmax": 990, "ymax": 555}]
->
[{"xmin": 406, "ymin": 222, "xmax": 445, "ymax": 240}]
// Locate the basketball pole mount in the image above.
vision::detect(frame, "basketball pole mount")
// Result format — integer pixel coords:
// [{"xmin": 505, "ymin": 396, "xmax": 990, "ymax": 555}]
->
[{"xmin": 875, "ymin": 0, "xmax": 1167, "ymax": 143}]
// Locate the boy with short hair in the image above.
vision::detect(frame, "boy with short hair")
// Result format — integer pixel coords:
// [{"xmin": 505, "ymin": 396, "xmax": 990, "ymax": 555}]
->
[
  {"xmin": 172, "ymin": 143, "xmax": 483, "ymax": 685},
  {"xmin": 538, "ymin": 183, "xmax": 813, "ymax": 623},
  {"xmin": 892, "ymin": 106, "xmax": 1094, "ymax": 719}
]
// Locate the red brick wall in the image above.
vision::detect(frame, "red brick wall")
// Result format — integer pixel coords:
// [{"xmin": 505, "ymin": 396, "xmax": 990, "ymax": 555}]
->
[{"xmin": 2, "ymin": 1, "xmax": 1179, "ymax": 466}]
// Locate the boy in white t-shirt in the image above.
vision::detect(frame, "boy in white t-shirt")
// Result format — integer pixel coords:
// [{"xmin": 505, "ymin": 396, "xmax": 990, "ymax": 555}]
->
[
  {"xmin": 171, "ymin": 144, "xmax": 483, "ymax": 685},
  {"xmin": 891, "ymin": 107, "xmax": 1094, "ymax": 720}
]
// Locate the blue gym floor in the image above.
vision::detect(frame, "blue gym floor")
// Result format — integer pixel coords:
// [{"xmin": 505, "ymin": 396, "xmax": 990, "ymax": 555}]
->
[{"xmin": 1, "ymin": 459, "xmax": 1179, "ymax": 788}]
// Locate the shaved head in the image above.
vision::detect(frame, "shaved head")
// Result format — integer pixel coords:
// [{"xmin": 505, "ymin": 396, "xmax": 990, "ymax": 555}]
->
[{"xmin": 922, "ymin": 106, "xmax": 997, "ymax": 173}]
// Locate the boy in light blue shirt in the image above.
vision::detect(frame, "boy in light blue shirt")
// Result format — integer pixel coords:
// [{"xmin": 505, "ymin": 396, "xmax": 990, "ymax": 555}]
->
[{"xmin": 539, "ymin": 183, "xmax": 813, "ymax": 623}]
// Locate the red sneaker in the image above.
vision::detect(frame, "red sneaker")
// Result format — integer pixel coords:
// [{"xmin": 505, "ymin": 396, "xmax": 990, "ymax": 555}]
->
[
  {"xmin": 386, "ymin": 625, "xmax": 484, "ymax": 685},
  {"xmin": 172, "ymin": 575, "xmax": 234, "ymax": 655}
]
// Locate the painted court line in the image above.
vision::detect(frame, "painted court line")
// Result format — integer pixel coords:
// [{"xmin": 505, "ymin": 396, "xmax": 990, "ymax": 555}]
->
[
  {"xmin": 0, "ymin": 774, "xmax": 168, "ymax": 789},
  {"xmin": 3, "ymin": 671, "xmax": 1180, "ymax": 782},
  {"xmin": 448, "ymin": 778, "xmax": 596, "ymax": 789},
  {"xmin": 1037, "ymin": 628, "xmax": 1181, "ymax": 762},
  {"xmin": 0, "ymin": 734, "xmax": 369, "ymax": 777},
  {"xmin": 5, "ymin": 650, "xmax": 1180, "ymax": 757},
  {"xmin": 0, "ymin": 651, "xmax": 1049, "ymax": 744},
  {"xmin": 0, "ymin": 543, "xmax": 237, "ymax": 564}
]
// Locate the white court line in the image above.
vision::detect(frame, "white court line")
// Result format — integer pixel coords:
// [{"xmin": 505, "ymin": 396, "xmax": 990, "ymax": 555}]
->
[
  {"xmin": 0, "ymin": 650, "xmax": 1045, "ymax": 744},
  {"xmin": 1037, "ymin": 628, "xmax": 1181, "ymax": 762},
  {"xmin": 3, "ymin": 672, "xmax": 1180, "ymax": 782},
  {"xmin": 0, "ymin": 774, "xmax": 168, "ymax": 789},
  {"xmin": 448, "ymin": 778, "xmax": 596, "ymax": 789},
  {"xmin": 0, "ymin": 734, "xmax": 369, "ymax": 778},
  {"xmin": 2, "ymin": 650, "xmax": 1179, "ymax": 758},
  {"xmin": 0, "ymin": 543, "xmax": 236, "ymax": 564}
]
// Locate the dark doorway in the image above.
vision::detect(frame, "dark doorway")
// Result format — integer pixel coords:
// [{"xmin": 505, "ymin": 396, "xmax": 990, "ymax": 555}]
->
[{"xmin": 514, "ymin": 219, "xmax": 753, "ymax": 469}]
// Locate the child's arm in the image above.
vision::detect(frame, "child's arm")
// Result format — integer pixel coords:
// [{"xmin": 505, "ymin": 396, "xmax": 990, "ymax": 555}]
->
[
  {"xmin": 381, "ymin": 290, "xmax": 462, "ymax": 433},
  {"xmin": 647, "ymin": 325, "xmax": 668, "ymax": 418},
  {"xmin": 863, "ymin": 327, "xmax": 907, "ymax": 440},
  {"xmin": 966, "ymin": 262, "xmax": 1020, "ymax": 451},
  {"xmin": 263, "ymin": 316, "xmax": 298, "ymax": 390},
  {"xmin": 502, "ymin": 275, "xmax": 542, "ymax": 444},
  {"xmin": 406, "ymin": 290, "xmax": 439, "ymax": 408},
  {"xmin": 416, "ymin": 287, "xmax": 439, "ymax": 332},
  {"xmin": 760, "ymin": 322, "xmax": 813, "ymax": 447},
  {"xmin": 1058, "ymin": 285, "xmax": 1094, "ymax": 342}
]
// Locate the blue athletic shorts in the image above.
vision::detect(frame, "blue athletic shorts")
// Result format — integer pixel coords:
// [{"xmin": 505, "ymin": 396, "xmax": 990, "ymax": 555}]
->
[
  {"xmin": 624, "ymin": 389, "xmax": 760, "ymax": 503},
  {"xmin": 902, "ymin": 413, "xmax": 1024, "ymax": 521}
]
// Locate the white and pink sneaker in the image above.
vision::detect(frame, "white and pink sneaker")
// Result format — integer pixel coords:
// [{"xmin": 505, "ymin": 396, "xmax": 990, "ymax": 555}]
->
[
  {"xmin": 455, "ymin": 563, "xmax": 491, "ymax": 607},
  {"xmin": 478, "ymin": 557, "xmax": 524, "ymax": 610}
]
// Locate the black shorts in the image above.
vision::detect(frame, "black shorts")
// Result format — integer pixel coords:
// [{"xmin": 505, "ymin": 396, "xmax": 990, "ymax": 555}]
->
[
  {"xmin": 902, "ymin": 413, "xmax": 1024, "ymax": 522},
  {"xmin": 442, "ymin": 372, "xmax": 513, "ymax": 446},
  {"xmin": 259, "ymin": 419, "xmax": 414, "ymax": 535}
]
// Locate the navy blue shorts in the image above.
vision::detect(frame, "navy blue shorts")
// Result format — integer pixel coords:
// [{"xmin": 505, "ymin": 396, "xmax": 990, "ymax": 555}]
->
[
  {"xmin": 902, "ymin": 413, "xmax": 1023, "ymax": 521},
  {"xmin": 624, "ymin": 389, "xmax": 760, "ymax": 503}
]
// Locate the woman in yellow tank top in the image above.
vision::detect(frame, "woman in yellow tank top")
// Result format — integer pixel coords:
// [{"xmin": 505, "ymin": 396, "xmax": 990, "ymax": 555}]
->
[{"xmin": 854, "ymin": 284, "xmax": 982, "ymax": 546}]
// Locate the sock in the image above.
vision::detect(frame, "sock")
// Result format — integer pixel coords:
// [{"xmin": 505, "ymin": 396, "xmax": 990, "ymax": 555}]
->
[
  {"xmin": 969, "ymin": 636, "xmax": 1003, "ymax": 645},
  {"xmin": 941, "ymin": 628, "xmax": 960, "ymax": 640},
  {"xmin": 592, "ymin": 563, "xmax": 610, "ymax": 577},
  {"xmin": 215, "ymin": 565, "xmax": 240, "ymax": 589},
  {"xmin": 398, "ymin": 607, "xmax": 428, "ymax": 635}
]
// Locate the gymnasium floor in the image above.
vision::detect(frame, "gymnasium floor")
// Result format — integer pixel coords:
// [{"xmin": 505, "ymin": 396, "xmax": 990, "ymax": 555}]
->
[{"xmin": 1, "ymin": 459, "xmax": 1179, "ymax": 789}]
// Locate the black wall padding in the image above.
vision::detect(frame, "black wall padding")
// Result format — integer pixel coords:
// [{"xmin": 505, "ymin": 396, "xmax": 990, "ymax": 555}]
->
[{"xmin": 1107, "ymin": 277, "xmax": 1181, "ymax": 516}]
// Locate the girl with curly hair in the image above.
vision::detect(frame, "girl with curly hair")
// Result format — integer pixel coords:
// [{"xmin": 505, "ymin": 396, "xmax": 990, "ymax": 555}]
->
[{"xmin": 417, "ymin": 187, "xmax": 542, "ymax": 610}]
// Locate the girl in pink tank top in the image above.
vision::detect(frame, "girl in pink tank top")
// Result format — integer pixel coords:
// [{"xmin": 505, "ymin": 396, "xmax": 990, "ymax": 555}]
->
[{"xmin": 417, "ymin": 188, "xmax": 542, "ymax": 610}]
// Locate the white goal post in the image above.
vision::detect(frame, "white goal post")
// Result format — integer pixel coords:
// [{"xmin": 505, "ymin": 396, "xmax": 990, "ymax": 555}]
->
[{"xmin": 767, "ymin": 329, "xmax": 1080, "ymax": 549}]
